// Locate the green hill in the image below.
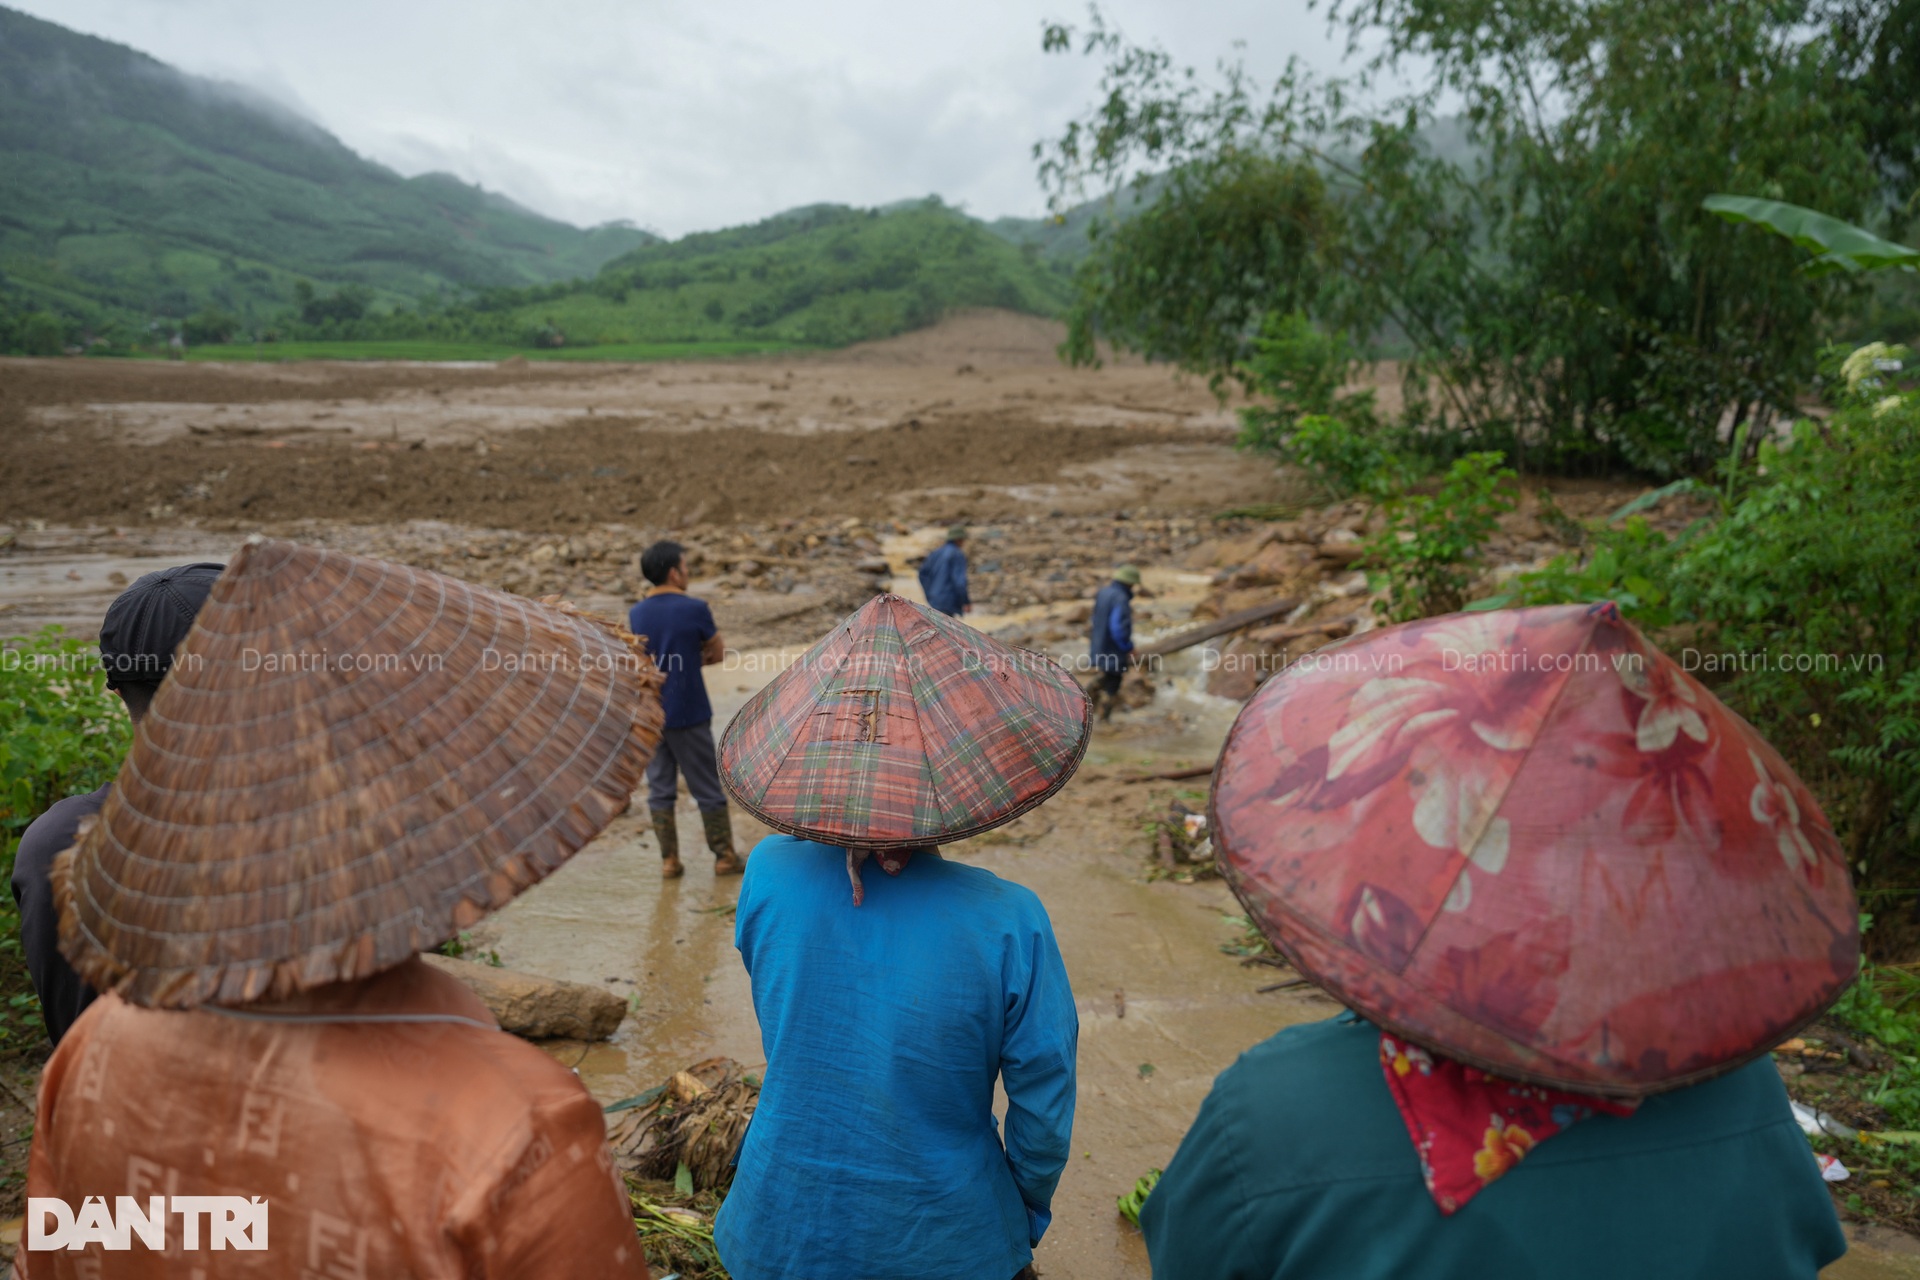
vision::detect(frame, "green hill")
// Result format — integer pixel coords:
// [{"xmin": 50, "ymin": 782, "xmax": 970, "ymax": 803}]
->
[
  {"xmin": 0, "ymin": 5, "xmax": 654, "ymax": 345},
  {"xmin": 479, "ymin": 199, "xmax": 1074, "ymax": 349}
]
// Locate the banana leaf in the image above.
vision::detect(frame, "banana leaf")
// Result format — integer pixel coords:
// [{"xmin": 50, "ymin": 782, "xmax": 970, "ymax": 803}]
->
[{"xmin": 1703, "ymin": 195, "xmax": 1920, "ymax": 276}]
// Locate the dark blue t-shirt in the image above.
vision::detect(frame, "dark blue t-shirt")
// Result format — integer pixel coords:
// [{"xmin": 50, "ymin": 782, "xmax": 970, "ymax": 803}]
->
[{"xmin": 629, "ymin": 591, "xmax": 717, "ymax": 729}]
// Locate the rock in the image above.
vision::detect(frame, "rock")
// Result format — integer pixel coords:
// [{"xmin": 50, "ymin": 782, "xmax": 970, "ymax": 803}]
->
[
  {"xmin": 1229, "ymin": 541, "xmax": 1314, "ymax": 588},
  {"xmin": 735, "ymin": 559, "xmax": 765, "ymax": 577},
  {"xmin": 529, "ymin": 544, "xmax": 558, "ymax": 564},
  {"xmin": 854, "ymin": 556, "xmax": 891, "ymax": 574},
  {"xmin": 421, "ymin": 954, "xmax": 627, "ymax": 1041},
  {"xmin": 1317, "ymin": 528, "xmax": 1368, "ymax": 565},
  {"xmin": 1205, "ymin": 636, "xmax": 1270, "ymax": 701}
]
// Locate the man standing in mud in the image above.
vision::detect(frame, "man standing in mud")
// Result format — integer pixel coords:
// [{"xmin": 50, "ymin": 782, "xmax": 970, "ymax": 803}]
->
[
  {"xmin": 630, "ymin": 540, "xmax": 745, "ymax": 879},
  {"xmin": 918, "ymin": 525, "xmax": 970, "ymax": 617},
  {"xmin": 1088, "ymin": 564, "xmax": 1139, "ymax": 721},
  {"xmin": 10, "ymin": 561, "xmax": 222, "ymax": 1046}
]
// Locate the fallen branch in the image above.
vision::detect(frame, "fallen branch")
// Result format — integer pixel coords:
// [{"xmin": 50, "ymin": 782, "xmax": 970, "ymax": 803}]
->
[
  {"xmin": 1245, "ymin": 616, "xmax": 1359, "ymax": 646},
  {"xmin": 1137, "ymin": 597, "xmax": 1302, "ymax": 658},
  {"xmin": 1258, "ymin": 977, "xmax": 1313, "ymax": 994},
  {"xmin": 1121, "ymin": 764, "xmax": 1216, "ymax": 783}
]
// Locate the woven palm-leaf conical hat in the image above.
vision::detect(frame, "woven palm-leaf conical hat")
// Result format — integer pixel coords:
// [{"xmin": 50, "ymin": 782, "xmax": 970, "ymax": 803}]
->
[
  {"xmin": 53, "ymin": 537, "xmax": 664, "ymax": 1009},
  {"xmin": 719, "ymin": 593, "xmax": 1089, "ymax": 848}
]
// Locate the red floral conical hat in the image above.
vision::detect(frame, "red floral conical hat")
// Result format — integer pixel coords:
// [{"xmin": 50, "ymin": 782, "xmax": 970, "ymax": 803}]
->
[
  {"xmin": 720, "ymin": 594, "xmax": 1090, "ymax": 848},
  {"xmin": 1211, "ymin": 603, "xmax": 1858, "ymax": 1097}
]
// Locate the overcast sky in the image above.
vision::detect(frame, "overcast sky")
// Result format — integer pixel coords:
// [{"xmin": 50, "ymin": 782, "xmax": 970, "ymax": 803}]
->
[{"xmin": 16, "ymin": 0, "xmax": 1379, "ymax": 238}]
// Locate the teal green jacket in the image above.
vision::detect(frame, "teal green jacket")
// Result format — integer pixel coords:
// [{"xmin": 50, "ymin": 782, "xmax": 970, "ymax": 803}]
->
[{"xmin": 1142, "ymin": 1015, "xmax": 1845, "ymax": 1279}]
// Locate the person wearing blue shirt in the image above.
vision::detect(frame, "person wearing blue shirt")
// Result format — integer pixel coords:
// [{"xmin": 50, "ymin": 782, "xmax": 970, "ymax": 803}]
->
[
  {"xmin": 917, "ymin": 526, "xmax": 971, "ymax": 617},
  {"xmin": 715, "ymin": 836, "xmax": 1077, "ymax": 1280},
  {"xmin": 628, "ymin": 540, "xmax": 744, "ymax": 879},
  {"xmin": 1088, "ymin": 564, "xmax": 1138, "ymax": 721}
]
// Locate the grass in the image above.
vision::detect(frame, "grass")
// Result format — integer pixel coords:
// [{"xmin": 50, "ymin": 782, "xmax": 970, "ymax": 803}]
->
[
  {"xmin": 1784, "ymin": 956, "xmax": 1920, "ymax": 1232},
  {"xmin": 0, "ymin": 627, "xmax": 133, "ymax": 1057},
  {"xmin": 177, "ymin": 338, "xmax": 811, "ymax": 364}
]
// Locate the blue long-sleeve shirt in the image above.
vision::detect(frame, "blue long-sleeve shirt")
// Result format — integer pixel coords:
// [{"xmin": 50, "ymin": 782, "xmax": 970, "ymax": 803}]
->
[
  {"xmin": 917, "ymin": 540, "xmax": 970, "ymax": 616},
  {"xmin": 1089, "ymin": 579, "xmax": 1134, "ymax": 671},
  {"xmin": 715, "ymin": 836, "xmax": 1078, "ymax": 1280}
]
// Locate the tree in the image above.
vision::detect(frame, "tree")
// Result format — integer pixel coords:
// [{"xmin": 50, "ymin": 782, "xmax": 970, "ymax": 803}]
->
[
  {"xmin": 1038, "ymin": 1, "xmax": 1886, "ymax": 475},
  {"xmin": 18, "ymin": 311, "xmax": 65, "ymax": 356},
  {"xmin": 183, "ymin": 306, "xmax": 241, "ymax": 345}
]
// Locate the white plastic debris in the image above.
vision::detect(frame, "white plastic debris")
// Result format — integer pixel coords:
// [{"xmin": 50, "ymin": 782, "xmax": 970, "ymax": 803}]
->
[
  {"xmin": 1182, "ymin": 814, "xmax": 1208, "ymax": 840},
  {"xmin": 1816, "ymin": 1154, "xmax": 1850, "ymax": 1183},
  {"xmin": 1792, "ymin": 1100, "xmax": 1858, "ymax": 1140}
]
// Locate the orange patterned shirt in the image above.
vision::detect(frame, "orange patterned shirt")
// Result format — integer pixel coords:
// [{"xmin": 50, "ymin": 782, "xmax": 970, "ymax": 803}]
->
[{"xmin": 20, "ymin": 957, "xmax": 647, "ymax": 1279}]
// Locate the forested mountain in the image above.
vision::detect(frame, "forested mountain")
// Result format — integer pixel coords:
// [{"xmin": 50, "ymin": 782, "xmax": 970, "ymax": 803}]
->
[{"xmin": 0, "ymin": 5, "xmax": 653, "ymax": 338}]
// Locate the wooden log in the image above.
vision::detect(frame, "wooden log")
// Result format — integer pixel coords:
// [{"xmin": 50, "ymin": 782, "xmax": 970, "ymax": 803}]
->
[
  {"xmin": 1245, "ymin": 616, "xmax": 1359, "ymax": 646},
  {"xmin": 1137, "ymin": 596, "xmax": 1302, "ymax": 658},
  {"xmin": 1122, "ymin": 764, "xmax": 1216, "ymax": 784}
]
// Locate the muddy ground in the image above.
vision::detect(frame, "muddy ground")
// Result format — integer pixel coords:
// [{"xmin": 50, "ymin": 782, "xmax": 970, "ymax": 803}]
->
[{"xmin": 1, "ymin": 309, "xmax": 1910, "ymax": 1276}]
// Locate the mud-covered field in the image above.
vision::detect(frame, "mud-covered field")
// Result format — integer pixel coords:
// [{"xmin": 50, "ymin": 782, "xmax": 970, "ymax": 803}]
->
[{"xmin": 1, "ymin": 311, "xmax": 1905, "ymax": 1277}]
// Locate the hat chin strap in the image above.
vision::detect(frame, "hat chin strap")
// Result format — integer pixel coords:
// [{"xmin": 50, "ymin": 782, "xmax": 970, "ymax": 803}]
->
[{"xmin": 844, "ymin": 846, "xmax": 917, "ymax": 906}]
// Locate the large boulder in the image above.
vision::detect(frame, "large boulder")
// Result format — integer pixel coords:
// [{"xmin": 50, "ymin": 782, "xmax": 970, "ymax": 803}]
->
[{"xmin": 421, "ymin": 954, "xmax": 627, "ymax": 1041}]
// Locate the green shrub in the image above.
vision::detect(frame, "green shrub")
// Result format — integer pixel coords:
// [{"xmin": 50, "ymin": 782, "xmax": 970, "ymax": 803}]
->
[
  {"xmin": 1471, "ymin": 514, "xmax": 1690, "ymax": 630},
  {"xmin": 17, "ymin": 311, "xmax": 65, "ymax": 357},
  {"xmin": 1237, "ymin": 312, "xmax": 1418, "ymax": 499},
  {"xmin": 1670, "ymin": 383, "xmax": 1920, "ymax": 893},
  {"xmin": 1365, "ymin": 452, "xmax": 1516, "ymax": 622},
  {"xmin": 0, "ymin": 628, "xmax": 131, "ymax": 1052},
  {"xmin": 1481, "ymin": 344, "xmax": 1920, "ymax": 920}
]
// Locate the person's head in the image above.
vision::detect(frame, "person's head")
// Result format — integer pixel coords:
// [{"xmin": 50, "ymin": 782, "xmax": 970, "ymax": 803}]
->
[
  {"xmin": 947, "ymin": 525, "xmax": 968, "ymax": 544},
  {"xmin": 1113, "ymin": 564, "xmax": 1141, "ymax": 588},
  {"xmin": 641, "ymin": 540, "xmax": 687, "ymax": 588},
  {"xmin": 99, "ymin": 562, "xmax": 224, "ymax": 723}
]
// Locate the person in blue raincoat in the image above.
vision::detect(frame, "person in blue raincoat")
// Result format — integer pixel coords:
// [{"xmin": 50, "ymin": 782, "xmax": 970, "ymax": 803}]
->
[
  {"xmin": 1088, "ymin": 564, "xmax": 1139, "ymax": 720},
  {"xmin": 917, "ymin": 525, "xmax": 970, "ymax": 616}
]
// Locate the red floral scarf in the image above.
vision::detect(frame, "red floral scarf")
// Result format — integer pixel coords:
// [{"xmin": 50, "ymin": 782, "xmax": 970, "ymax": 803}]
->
[{"xmin": 1381, "ymin": 1033, "xmax": 1638, "ymax": 1214}]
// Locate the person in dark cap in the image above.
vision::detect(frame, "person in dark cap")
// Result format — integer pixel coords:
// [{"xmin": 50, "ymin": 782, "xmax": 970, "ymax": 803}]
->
[
  {"xmin": 1088, "ymin": 564, "xmax": 1140, "ymax": 721},
  {"xmin": 917, "ymin": 525, "xmax": 971, "ymax": 618},
  {"xmin": 8, "ymin": 561, "xmax": 221, "ymax": 1045}
]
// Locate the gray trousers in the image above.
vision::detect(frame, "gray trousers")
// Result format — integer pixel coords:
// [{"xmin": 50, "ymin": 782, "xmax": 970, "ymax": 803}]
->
[{"xmin": 647, "ymin": 720, "xmax": 728, "ymax": 813}]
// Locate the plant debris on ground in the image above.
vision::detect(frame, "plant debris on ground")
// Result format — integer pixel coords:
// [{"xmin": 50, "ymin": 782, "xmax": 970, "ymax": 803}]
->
[
  {"xmin": 1785, "ymin": 960, "xmax": 1920, "ymax": 1234},
  {"xmin": 606, "ymin": 1057, "xmax": 760, "ymax": 1277},
  {"xmin": 1143, "ymin": 796, "xmax": 1217, "ymax": 882}
]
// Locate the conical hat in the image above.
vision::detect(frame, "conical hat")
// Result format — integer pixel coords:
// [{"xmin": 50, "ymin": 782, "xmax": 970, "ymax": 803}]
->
[
  {"xmin": 54, "ymin": 538, "xmax": 664, "ymax": 1009},
  {"xmin": 720, "ymin": 594, "xmax": 1089, "ymax": 848},
  {"xmin": 1210, "ymin": 603, "xmax": 1858, "ymax": 1097}
]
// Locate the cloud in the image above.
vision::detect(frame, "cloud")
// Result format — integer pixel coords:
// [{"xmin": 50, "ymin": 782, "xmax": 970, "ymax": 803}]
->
[{"xmin": 11, "ymin": 0, "xmax": 1361, "ymax": 237}]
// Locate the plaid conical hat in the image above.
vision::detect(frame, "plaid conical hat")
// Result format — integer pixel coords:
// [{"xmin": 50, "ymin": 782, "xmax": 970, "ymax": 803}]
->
[
  {"xmin": 54, "ymin": 538, "xmax": 665, "ymax": 1009},
  {"xmin": 720, "ymin": 594, "xmax": 1089, "ymax": 848},
  {"xmin": 1211, "ymin": 603, "xmax": 1858, "ymax": 1097}
]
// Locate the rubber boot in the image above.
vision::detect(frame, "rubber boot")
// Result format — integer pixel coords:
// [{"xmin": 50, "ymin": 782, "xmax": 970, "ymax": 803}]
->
[
  {"xmin": 653, "ymin": 808, "xmax": 684, "ymax": 879},
  {"xmin": 704, "ymin": 807, "xmax": 746, "ymax": 876}
]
